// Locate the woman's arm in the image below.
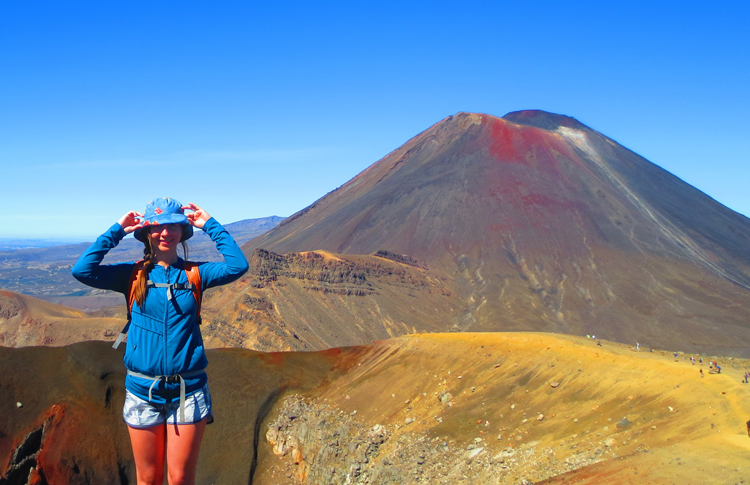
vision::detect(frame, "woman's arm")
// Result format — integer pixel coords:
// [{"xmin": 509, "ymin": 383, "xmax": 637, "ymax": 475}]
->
[
  {"xmin": 71, "ymin": 211, "xmax": 143, "ymax": 293},
  {"xmin": 183, "ymin": 203, "xmax": 249, "ymax": 289}
]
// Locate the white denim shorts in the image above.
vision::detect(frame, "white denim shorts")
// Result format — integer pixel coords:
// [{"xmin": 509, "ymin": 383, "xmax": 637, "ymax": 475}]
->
[{"xmin": 123, "ymin": 383, "xmax": 213, "ymax": 428}]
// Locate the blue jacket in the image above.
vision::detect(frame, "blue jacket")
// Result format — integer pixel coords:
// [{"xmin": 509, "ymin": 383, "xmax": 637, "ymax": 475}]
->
[{"xmin": 72, "ymin": 217, "xmax": 249, "ymax": 403}]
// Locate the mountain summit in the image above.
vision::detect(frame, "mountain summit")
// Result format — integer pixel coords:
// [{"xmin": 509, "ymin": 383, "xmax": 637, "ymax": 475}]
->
[{"xmin": 238, "ymin": 111, "xmax": 750, "ymax": 354}]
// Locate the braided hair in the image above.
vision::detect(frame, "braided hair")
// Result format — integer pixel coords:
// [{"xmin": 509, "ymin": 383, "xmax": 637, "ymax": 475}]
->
[{"xmin": 133, "ymin": 232, "xmax": 189, "ymax": 307}]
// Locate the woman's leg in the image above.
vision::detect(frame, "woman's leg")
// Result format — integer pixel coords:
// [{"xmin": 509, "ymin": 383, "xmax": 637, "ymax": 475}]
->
[
  {"xmin": 128, "ymin": 424, "xmax": 166, "ymax": 485},
  {"xmin": 165, "ymin": 417, "xmax": 208, "ymax": 485}
]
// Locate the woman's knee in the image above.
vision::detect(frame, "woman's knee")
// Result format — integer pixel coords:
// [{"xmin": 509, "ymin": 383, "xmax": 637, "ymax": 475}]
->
[
  {"xmin": 167, "ymin": 468, "xmax": 194, "ymax": 485},
  {"xmin": 137, "ymin": 470, "xmax": 164, "ymax": 485}
]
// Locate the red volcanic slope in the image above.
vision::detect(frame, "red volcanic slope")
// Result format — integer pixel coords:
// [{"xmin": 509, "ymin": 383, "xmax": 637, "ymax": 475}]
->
[{"xmin": 242, "ymin": 111, "xmax": 750, "ymax": 355}]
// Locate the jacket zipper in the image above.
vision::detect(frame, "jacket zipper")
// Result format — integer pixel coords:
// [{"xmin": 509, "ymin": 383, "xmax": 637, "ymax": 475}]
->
[{"xmin": 164, "ymin": 265, "xmax": 170, "ymax": 376}]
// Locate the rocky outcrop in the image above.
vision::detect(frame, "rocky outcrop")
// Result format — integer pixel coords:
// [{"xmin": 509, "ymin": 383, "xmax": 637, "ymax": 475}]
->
[
  {"xmin": 267, "ymin": 396, "xmax": 390, "ymax": 483},
  {"xmin": 265, "ymin": 395, "xmax": 617, "ymax": 484},
  {"xmin": 200, "ymin": 249, "xmax": 457, "ymax": 351},
  {"xmin": 249, "ymin": 249, "xmax": 428, "ymax": 290},
  {"xmin": 0, "ymin": 294, "xmax": 21, "ymax": 319}
]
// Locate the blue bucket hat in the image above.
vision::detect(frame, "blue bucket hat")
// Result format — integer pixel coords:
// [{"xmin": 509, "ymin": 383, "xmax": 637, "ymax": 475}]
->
[{"xmin": 133, "ymin": 197, "xmax": 194, "ymax": 243}]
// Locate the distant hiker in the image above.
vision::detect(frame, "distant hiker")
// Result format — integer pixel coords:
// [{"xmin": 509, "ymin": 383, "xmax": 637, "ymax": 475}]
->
[
  {"xmin": 690, "ymin": 356, "xmax": 695, "ymax": 365},
  {"xmin": 700, "ymin": 369, "xmax": 704, "ymax": 378},
  {"xmin": 744, "ymin": 372, "xmax": 749, "ymax": 384},
  {"xmin": 674, "ymin": 352, "xmax": 678, "ymax": 360},
  {"xmin": 597, "ymin": 340, "xmax": 602, "ymax": 347},
  {"xmin": 747, "ymin": 420, "xmax": 750, "ymax": 437},
  {"xmin": 699, "ymin": 357, "xmax": 703, "ymax": 365},
  {"xmin": 716, "ymin": 365, "xmax": 721, "ymax": 374},
  {"xmin": 73, "ymin": 198, "xmax": 248, "ymax": 485},
  {"xmin": 636, "ymin": 342, "xmax": 640, "ymax": 352}
]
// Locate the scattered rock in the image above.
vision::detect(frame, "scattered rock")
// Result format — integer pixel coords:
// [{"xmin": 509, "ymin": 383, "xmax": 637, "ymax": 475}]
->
[
  {"xmin": 16, "ymin": 402, "xmax": 22, "ymax": 408},
  {"xmin": 550, "ymin": 382, "xmax": 560, "ymax": 388},
  {"xmin": 537, "ymin": 414, "xmax": 544, "ymax": 421},
  {"xmin": 437, "ymin": 390, "xmax": 452, "ymax": 404},
  {"xmin": 466, "ymin": 447, "xmax": 485, "ymax": 460},
  {"xmin": 616, "ymin": 417, "xmax": 630, "ymax": 429}
]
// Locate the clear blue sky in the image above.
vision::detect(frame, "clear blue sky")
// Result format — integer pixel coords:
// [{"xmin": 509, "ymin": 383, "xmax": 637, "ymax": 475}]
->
[{"xmin": 1, "ymin": 1, "xmax": 748, "ymax": 239}]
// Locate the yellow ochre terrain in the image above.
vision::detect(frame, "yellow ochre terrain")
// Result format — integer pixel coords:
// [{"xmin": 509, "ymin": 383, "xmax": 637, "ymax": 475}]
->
[{"xmin": 260, "ymin": 332, "xmax": 750, "ymax": 484}]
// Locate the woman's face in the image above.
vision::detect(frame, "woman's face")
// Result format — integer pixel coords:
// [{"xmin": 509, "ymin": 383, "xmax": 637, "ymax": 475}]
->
[{"xmin": 148, "ymin": 223, "xmax": 183, "ymax": 253}]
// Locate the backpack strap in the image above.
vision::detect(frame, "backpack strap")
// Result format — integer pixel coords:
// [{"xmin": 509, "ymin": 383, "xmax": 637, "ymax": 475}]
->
[
  {"xmin": 113, "ymin": 260, "xmax": 145, "ymax": 349},
  {"xmin": 112, "ymin": 261, "xmax": 203, "ymax": 350},
  {"xmin": 183, "ymin": 262, "xmax": 203, "ymax": 325},
  {"xmin": 145, "ymin": 264, "xmax": 202, "ymax": 322}
]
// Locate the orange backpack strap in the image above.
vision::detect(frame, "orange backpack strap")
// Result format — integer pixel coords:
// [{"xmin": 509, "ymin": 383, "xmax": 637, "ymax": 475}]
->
[
  {"xmin": 113, "ymin": 260, "xmax": 145, "ymax": 350},
  {"xmin": 183, "ymin": 262, "xmax": 203, "ymax": 325}
]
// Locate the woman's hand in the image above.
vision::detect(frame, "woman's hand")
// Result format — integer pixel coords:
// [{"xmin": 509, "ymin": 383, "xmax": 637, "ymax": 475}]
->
[
  {"xmin": 117, "ymin": 211, "xmax": 144, "ymax": 234},
  {"xmin": 182, "ymin": 203, "xmax": 212, "ymax": 229}
]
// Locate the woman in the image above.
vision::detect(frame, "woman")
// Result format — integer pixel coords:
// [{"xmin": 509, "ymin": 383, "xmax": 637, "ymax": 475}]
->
[{"xmin": 72, "ymin": 197, "xmax": 249, "ymax": 485}]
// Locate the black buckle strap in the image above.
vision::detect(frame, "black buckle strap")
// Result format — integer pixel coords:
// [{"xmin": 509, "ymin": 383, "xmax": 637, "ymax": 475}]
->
[{"xmin": 172, "ymin": 282, "xmax": 194, "ymax": 290}]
